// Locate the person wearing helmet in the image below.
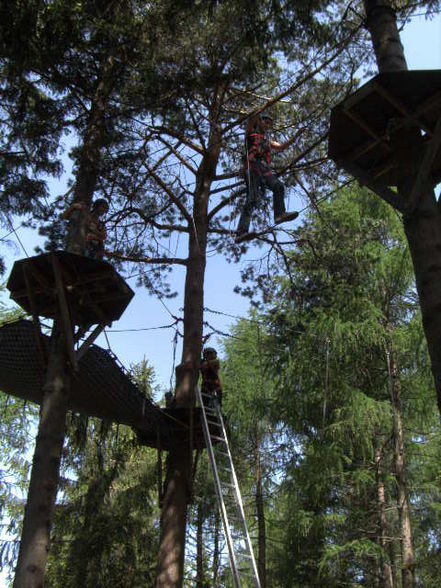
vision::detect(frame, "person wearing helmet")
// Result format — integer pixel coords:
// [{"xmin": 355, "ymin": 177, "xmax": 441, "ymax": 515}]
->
[
  {"xmin": 64, "ymin": 198, "xmax": 109, "ymax": 259},
  {"xmin": 200, "ymin": 347, "xmax": 223, "ymax": 406},
  {"xmin": 235, "ymin": 113, "xmax": 299, "ymax": 244}
]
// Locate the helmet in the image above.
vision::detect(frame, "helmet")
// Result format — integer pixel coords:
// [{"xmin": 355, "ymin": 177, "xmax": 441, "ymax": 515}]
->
[
  {"xmin": 92, "ymin": 198, "xmax": 109, "ymax": 211},
  {"xmin": 203, "ymin": 347, "xmax": 217, "ymax": 357}
]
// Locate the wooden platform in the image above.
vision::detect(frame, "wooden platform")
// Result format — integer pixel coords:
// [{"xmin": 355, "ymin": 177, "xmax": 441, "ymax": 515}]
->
[
  {"xmin": 328, "ymin": 70, "xmax": 441, "ymax": 187},
  {"xmin": 0, "ymin": 319, "xmax": 208, "ymax": 450},
  {"xmin": 7, "ymin": 251, "xmax": 134, "ymax": 326}
]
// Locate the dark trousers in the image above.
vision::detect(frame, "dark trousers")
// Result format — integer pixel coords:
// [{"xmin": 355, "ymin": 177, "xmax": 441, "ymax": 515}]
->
[{"xmin": 237, "ymin": 168, "xmax": 286, "ymax": 235}]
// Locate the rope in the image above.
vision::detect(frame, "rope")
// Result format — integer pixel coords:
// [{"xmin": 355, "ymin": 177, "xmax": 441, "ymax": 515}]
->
[
  {"xmin": 6, "ymin": 216, "xmax": 29, "ymax": 257},
  {"xmin": 169, "ymin": 328, "xmax": 179, "ymax": 394}
]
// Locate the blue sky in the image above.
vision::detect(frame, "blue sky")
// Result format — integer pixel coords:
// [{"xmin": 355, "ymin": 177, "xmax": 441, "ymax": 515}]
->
[{"xmin": 1, "ymin": 11, "xmax": 441, "ymax": 398}]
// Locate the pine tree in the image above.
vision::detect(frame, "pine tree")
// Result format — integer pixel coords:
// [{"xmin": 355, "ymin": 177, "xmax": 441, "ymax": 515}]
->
[{"xmin": 246, "ymin": 186, "xmax": 438, "ymax": 585}]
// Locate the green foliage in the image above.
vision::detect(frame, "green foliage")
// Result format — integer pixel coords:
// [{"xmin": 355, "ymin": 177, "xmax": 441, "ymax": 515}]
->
[
  {"xmin": 46, "ymin": 422, "xmax": 159, "ymax": 588},
  {"xmin": 223, "ymin": 186, "xmax": 441, "ymax": 585},
  {"xmin": 43, "ymin": 358, "xmax": 160, "ymax": 587}
]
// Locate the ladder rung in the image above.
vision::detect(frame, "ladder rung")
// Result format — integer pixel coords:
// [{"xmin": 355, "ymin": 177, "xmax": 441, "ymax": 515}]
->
[
  {"xmin": 210, "ymin": 434, "xmax": 226, "ymax": 442},
  {"xmin": 206, "ymin": 418, "xmax": 221, "ymax": 426}
]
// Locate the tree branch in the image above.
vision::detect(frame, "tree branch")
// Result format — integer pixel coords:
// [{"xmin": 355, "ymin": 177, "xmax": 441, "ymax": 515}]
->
[{"xmin": 107, "ymin": 251, "xmax": 188, "ymax": 266}]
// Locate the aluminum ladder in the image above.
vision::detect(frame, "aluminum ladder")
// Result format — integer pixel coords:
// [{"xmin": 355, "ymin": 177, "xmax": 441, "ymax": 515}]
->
[{"xmin": 196, "ymin": 387, "xmax": 261, "ymax": 588}]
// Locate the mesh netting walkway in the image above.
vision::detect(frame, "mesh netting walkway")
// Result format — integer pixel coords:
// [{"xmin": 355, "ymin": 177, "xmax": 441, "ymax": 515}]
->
[{"xmin": 0, "ymin": 319, "xmax": 204, "ymax": 449}]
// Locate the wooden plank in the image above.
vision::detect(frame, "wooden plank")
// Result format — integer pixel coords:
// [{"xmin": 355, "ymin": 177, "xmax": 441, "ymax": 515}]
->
[
  {"xmin": 72, "ymin": 271, "xmax": 115, "ymax": 287},
  {"xmin": 12, "ymin": 285, "xmax": 51, "ymax": 300},
  {"xmin": 339, "ymin": 81, "xmax": 374, "ymax": 111},
  {"xmin": 406, "ymin": 114, "xmax": 441, "ymax": 215},
  {"xmin": 28, "ymin": 263, "xmax": 52, "ymax": 290},
  {"xmin": 372, "ymin": 161, "xmax": 396, "ymax": 181},
  {"xmin": 23, "ymin": 265, "xmax": 47, "ymax": 366},
  {"xmin": 76, "ymin": 323, "xmax": 107, "ymax": 361},
  {"xmin": 415, "ymin": 88, "xmax": 441, "ymax": 119},
  {"xmin": 347, "ymin": 134, "xmax": 387, "ymax": 163},
  {"xmin": 373, "ymin": 82, "xmax": 433, "ymax": 136},
  {"xmin": 343, "ymin": 107, "xmax": 387, "ymax": 144},
  {"xmin": 341, "ymin": 161, "xmax": 405, "ymax": 213},
  {"xmin": 51, "ymin": 254, "xmax": 77, "ymax": 370}
]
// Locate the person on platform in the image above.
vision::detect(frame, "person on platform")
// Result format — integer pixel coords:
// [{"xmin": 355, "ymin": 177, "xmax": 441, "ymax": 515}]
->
[{"xmin": 64, "ymin": 198, "xmax": 109, "ymax": 259}]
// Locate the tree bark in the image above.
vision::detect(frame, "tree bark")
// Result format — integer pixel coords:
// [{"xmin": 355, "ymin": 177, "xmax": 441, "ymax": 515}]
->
[
  {"xmin": 13, "ymin": 52, "xmax": 116, "ymax": 588},
  {"xmin": 212, "ymin": 510, "xmax": 220, "ymax": 587},
  {"xmin": 65, "ymin": 53, "xmax": 117, "ymax": 254},
  {"xmin": 155, "ymin": 111, "xmax": 223, "ymax": 586},
  {"xmin": 196, "ymin": 503, "xmax": 204, "ymax": 588},
  {"xmin": 375, "ymin": 448, "xmax": 394, "ymax": 588},
  {"xmin": 13, "ymin": 327, "xmax": 70, "ymax": 588},
  {"xmin": 363, "ymin": 1, "xmax": 441, "ymax": 421},
  {"xmin": 386, "ymin": 342, "xmax": 415, "ymax": 588}
]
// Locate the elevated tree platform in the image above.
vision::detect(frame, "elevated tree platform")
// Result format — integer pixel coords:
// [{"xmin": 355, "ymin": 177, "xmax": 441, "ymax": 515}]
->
[
  {"xmin": 328, "ymin": 70, "xmax": 441, "ymax": 205},
  {"xmin": 0, "ymin": 320, "xmax": 208, "ymax": 450},
  {"xmin": 7, "ymin": 251, "xmax": 134, "ymax": 327}
]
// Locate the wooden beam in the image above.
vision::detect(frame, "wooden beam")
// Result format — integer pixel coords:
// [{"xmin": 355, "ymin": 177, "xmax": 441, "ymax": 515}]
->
[
  {"xmin": 51, "ymin": 254, "xmax": 77, "ymax": 370},
  {"xmin": 23, "ymin": 265, "xmax": 47, "ymax": 367},
  {"xmin": 157, "ymin": 431, "xmax": 163, "ymax": 507},
  {"xmin": 373, "ymin": 82, "xmax": 434, "ymax": 136},
  {"xmin": 76, "ymin": 322, "xmax": 107, "ymax": 361},
  {"xmin": 343, "ymin": 107, "xmax": 390, "ymax": 147},
  {"xmin": 371, "ymin": 161, "xmax": 396, "ymax": 181},
  {"xmin": 415, "ymin": 88, "xmax": 441, "ymax": 120},
  {"xmin": 406, "ymin": 114, "xmax": 441, "ymax": 215},
  {"xmin": 340, "ymin": 161, "xmax": 405, "ymax": 213},
  {"xmin": 339, "ymin": 81, "xmax": 375, "ymax": 111},
  {"xmin": 12, "ymin": 286, "xmax": 50, "ymax": 299},
  {"xmin": 28, "ymin": 263, "xmax": 51, "ymax": 290},
  {"xmin": 347, "ymin": 133, "xmax": 389, "ymax": 163}
]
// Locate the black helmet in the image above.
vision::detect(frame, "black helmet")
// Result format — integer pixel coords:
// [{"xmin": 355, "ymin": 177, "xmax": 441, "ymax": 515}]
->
[
  {"xmin": 203, "ymin": 347, "xmax": 217, "ymax": 356},
  {"xmin": 92, "ymin": 198, "xmax": 109, "ymax": 211}
]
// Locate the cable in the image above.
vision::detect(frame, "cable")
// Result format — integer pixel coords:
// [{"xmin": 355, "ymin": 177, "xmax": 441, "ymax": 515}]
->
[
  {"xmin": 107, "ymin": 321, "xmax": 178, "ymax": 333},
  {"xmin": 6, "ymin": 216, "xmax": 29, "ymax": 257}
]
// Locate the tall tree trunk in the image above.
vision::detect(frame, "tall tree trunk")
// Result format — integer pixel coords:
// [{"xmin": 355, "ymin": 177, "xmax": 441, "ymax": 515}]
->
[
  {"xmin": 155, "ymin": 115, "xmax": 223, "ymax": 586},
  {"xmin": 12, "ymin": 327, "xmax": 70, "ymax": 588},
  {"xmin": 196, "ymin": 504, "xmax": 204, "ymax": 588},
  {"xmin": 13, "ymin": 55, "xmax": 116, "ymax": 588},
  {"xmin": 212, "ymin": 510, "xmax": 220, "ymax": 587},
  {"xmin": 363, "ymin": 0, "xmax": 441, "ymax": 419},
  {"xmin": 255, "ymin": 434, "xmax": 266, "ymax": 587},
  {"xmin": 375, "ymin": 447, "xmax": 394, "ymax": 588},
  {"xmin": 386, "ymin": 342, "xmax": 415, "ymax": 588},
  {"xmin": 66, "ymin": 53, "xmax": 117, "ymax": 254}
]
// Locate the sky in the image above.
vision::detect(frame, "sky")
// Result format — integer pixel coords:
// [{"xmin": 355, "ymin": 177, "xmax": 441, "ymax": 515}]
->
[{"xmin": 1, "ymin": 10, "xmax": 441, "ymax": 401}]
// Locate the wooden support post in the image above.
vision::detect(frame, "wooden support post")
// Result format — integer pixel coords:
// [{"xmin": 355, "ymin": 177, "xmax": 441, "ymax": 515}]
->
[
  {"xmin": 406, "ymin": 114, "xmax": 441, "ymax": 215},
  {"xmin": 341, "ymin": 161, "xmax": 405, "ymax": 213},
  {"xmin": 76, "ymin": 322, "xmax": 107, "ymax": 361},
  {"xmin": 157, "ymin": 431, "xmax": 163, "ymax": 508},
  {"xmin": 51, "ymin": 254, "xmax": 77, "ymax": 371},
  {"xmin": 188, "ymin": 404, "xmax": 194, "ymax": 503},
  {"xmin": 23, "ymin": 265, "xmax": 47, "ymax": 367},
  {"xmin": 373, "ymin": 81, "xmax": 434, "ymax": 136},
  {"xmin": 343, "ymin": 106, "xmax": 392, "ymax": 149}
]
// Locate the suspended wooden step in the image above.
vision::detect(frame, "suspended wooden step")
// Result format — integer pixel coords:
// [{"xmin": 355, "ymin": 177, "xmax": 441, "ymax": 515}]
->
[
  {"xmin": 0, "ymin": 319, "xmax": 207, "ymax": 450},
  {"xmin": 328, "ymin": 70, "xmax": 441, "ymax": 188},
  {"xmin": 7, "ymin": 251, "xmax": 134, "ymax": 327}
]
